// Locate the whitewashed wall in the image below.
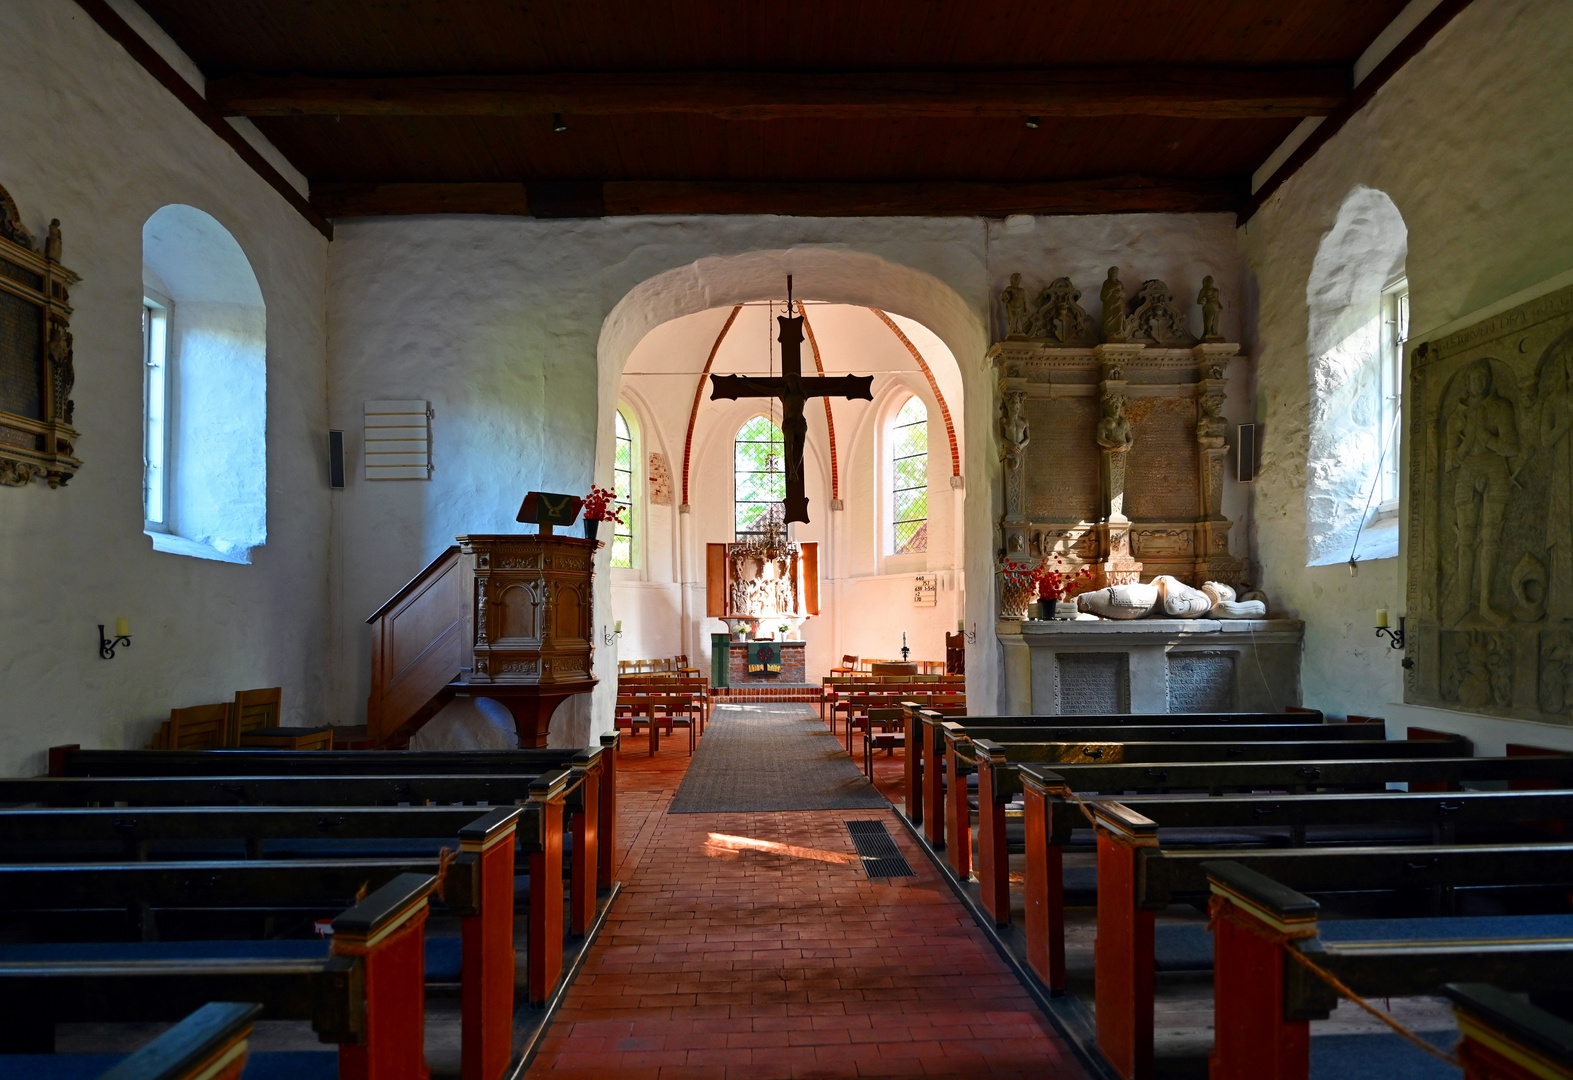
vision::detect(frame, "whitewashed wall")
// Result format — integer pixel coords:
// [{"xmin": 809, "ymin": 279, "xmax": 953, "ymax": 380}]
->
[
  {"xmin": 0, "ymin": 1, "xmax": 330, "ymax": 774},
  {"xmin": 1242, "ymin": 0, "xmax": 1573, "ymax": 733},
  {"xmin": 328, "ymin": 214, "xmax": 1246, "ymax": 740}
]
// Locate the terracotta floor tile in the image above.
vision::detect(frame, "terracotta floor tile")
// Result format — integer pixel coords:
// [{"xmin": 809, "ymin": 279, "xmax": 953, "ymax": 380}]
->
[{"xmin": 523, "ymin": 712, "xmax": 1088, "ymax": 1080}]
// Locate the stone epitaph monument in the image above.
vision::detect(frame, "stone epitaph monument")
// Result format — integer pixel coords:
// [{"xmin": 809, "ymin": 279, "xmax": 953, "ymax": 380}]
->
[
  {"xmin": 1407, "ymin": 282, "xmax": 1573, "ymax": 725},
  {"xmin": 989, "ymin": 268, "xmax": 1245, "ymax": 611}
]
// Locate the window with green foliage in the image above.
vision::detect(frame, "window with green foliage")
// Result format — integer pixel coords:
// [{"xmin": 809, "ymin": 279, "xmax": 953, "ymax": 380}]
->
[
  {"xmin": 891, "ymin": 396, "xmax": 928, "ymax": 555},
  {"xmin": 734, "ymin": 415, "xmax": 785, "ymax": 539},
  {"xmin": 613, "ymin": 408, "xmax": 635, "ymax": 568}
]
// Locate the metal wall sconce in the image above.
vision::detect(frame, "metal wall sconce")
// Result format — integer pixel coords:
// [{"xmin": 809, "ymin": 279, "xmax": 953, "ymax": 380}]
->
[
  {"xmin": 602, "ymin": 623, "xmax": 623, "ymax": 646},
  {"xmin": 99, "ymin": 621, "xmax": 131, "ymax": 659},
  {"xmin": 961, "ymin": 623, "xmax": 977, "ymax": 645},
  {"xmin": 1374, "ymin": 614, "xmax": 1406, "ymax": 651}
]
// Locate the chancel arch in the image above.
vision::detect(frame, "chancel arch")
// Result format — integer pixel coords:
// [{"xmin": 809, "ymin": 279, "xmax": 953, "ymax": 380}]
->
[
  {"xmin": 604, "ymin": 263, "xmax": 974, "ymax": 700},
  {"xmin": 1304, "ymin": 186, "xmax": 1409, "ymax": 567}
]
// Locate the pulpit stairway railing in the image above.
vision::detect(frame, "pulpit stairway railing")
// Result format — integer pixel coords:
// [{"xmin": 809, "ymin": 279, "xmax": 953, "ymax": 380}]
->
[{"xmin": 365, "ymin": 545, "xmax": 466, "ymax": 747}]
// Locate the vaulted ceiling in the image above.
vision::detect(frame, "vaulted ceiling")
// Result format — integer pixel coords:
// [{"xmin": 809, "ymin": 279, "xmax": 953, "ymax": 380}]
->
[{"xmin": 126, "ymin": 0, "xmax": 1428, "ymax": 220}]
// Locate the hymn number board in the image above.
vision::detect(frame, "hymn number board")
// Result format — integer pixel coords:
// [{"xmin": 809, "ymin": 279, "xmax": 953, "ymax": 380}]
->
[{"xmin": 0, "ymin": 183, "xmax": 80, "ymax": 488}]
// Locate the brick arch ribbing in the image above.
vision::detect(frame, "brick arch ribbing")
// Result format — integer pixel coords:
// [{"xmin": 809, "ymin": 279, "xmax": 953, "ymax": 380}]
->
[
  {"xmin": 868, "ymin": 308, "xmax": 961, "ymax": 477},
  {"xmin": 680, "ymin": 304, "xmax": 743, "ymax": 505}
]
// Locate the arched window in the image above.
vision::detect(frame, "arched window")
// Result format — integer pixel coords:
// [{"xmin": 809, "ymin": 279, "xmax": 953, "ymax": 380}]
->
[
  {"xmin": 1304, "ymin": 187, "xmax": 1408, "ymax": 566},
  {"xmin": 612, "ymin": 408, "xmax": 636, "ymax": 568},
  {"xmin": 890, "ymin": 396, "xmax": 928, "ymax": 554},
  {"xmin": 142, "ymin": 205, "xmax": 266, "ymax": 564},
  {"xmin": 734, "ymin": 415, "xmax": 784, "ymax": 539}
]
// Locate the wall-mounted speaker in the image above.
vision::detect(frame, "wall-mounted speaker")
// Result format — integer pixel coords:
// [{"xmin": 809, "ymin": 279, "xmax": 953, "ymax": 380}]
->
[
  {"xmin": 1237, "ymin": 423, "xmax": 1257, "ymax": 483},
  {"xmin": 328, "ymin": 430, "xmax": 345, "ymax": 489}
]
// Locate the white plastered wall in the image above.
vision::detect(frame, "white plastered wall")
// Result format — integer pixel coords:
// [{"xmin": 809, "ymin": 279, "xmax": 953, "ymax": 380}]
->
[
  {"xmin": 329, "ymin": 214, "xmax": 1246, "ymax": 740},
  {"xmin": 1241, "ymin": 0, "xmax": 1573, "ymax": 737},
  {"xmin": 0, "ymin": 1, "xmax": 330, "ymax": 774}
]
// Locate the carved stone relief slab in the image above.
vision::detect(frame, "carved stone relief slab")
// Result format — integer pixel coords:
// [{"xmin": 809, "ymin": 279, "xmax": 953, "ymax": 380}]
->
[
  {"xmin": 1408, "ymin": 282, "xmax": 1573, "ymax": 724},
  {"xmin": 1024, "ymin": 395, "xmax": 1100, "ymax": 522},
  {"xmin": 1124, "ymin": 396, "xmax": 1200, "ymax": 520},
  {"xmin": 1167, "ymin": 651, "xmax": 1236, "ymax": 712},
  {"xmin": 1056, "ymin": 652, "xmax": 1130, "ymax": 714}
]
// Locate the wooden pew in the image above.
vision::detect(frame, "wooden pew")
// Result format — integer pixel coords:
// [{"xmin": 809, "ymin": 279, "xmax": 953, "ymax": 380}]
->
[
  {"xmin": 1207, "ymin": 859, "xmax": 1573, "ymax": 1080},
  {"xmin": 0, "ymin": 772, "xmax": 580, "ymax": 1012},
  {"xmin": 0, "ymin": 1000, "xmax": 263, "ymax": 1080},
  {"xmin": 51, "ymin": 740, "xmax": 620, "ymax": 896},
  {"xmin": 902, "ymin": 707, "xmax": 1328, "ymax": 833},
  {"xmin": 1446, "ymin": 983, "xmax": 1573, "ymax": 1080},
  {"xmin": 1095, "ymin": 795, "xmax": 1573, "ymax": 1080},
  {"xmin": 0, "ymin": 873, "xmax": 438, "ymax": 1080},
  {"xmin": 940, "ymin": 724, "xmax": 1466, "ymax": 877},
  {"xmin": 1010, "ymin": 757, "xmax": 1573, "ymax": 997}
]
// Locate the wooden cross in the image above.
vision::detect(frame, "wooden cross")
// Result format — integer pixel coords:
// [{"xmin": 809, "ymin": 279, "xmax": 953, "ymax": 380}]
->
[{"xmin": 710, "ymin": 282, "xmax": 872, "ymax": 523}]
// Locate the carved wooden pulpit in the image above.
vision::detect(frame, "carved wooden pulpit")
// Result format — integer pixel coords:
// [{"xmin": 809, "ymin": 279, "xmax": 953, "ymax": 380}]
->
[{"xmin": 365, "ymin": 533, "xmax": 598, "ymax": 747}]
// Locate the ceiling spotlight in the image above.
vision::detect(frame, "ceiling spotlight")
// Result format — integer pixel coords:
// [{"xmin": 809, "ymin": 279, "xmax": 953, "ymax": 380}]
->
[
  {"xmin": 552, "ymin": 113, "xmax": 568, "ymax": 133},
  {"xmin": 1024, "ymin": 116, "xmax": 1041, "ymax": 130}
]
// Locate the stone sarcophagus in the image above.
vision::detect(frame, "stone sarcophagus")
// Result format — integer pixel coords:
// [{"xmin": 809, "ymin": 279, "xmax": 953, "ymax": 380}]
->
[
  {"xmin": 1407, "ymin": 283, "xmax": 1573, "ymax": 725},
  {"xmin": 459, "ymin": 534, "xmax": 596, "ymax": 685}
]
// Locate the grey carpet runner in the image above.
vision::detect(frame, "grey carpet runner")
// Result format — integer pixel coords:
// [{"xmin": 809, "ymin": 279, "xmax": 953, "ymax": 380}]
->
[{"xmin": 667, "ymin": 703, "xmax": 890, "ymax": 814}]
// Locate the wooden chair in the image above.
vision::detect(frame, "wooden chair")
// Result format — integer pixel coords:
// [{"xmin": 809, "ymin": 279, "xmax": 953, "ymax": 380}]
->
[
  {"xmin": 231, "ymin": 687, "xmax": 333, "ymax": 750},
  {"xmin": 159, "ymin": 703, "xmax": 231, "ymax": 750},
  {"xmin": 831, "ymin": 654, "xmax": 860, "ymax": 676},
  {"xmin": 649, "ymin": 692, "xmax": 699, "ymax": 754},
  {"xmin": 861, "ymin": 706, "xmax": 907, "ymax": 777}
]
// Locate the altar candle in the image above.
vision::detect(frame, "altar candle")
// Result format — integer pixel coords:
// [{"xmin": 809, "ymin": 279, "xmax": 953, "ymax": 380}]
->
[
  {"xmin": 902, "ymin": 632, "xmax": 908, "ymax": 646},
  {"xmin": 1375, "ymin": 608, "xmax": 1389, "ymax": 629},
  {"xmin": 957, "ymin": 620, "xmax": 964, "ymax": 633},
  {"xmin": 115, "ymin": 617, "xmax": 130, "ymax": 638}
]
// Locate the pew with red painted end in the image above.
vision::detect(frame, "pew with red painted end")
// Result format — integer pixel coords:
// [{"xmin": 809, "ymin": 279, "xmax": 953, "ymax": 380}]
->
[
  {"xmin": 1006, "ymin": 757, "xmax": 1573, "ymax": 999},
  {"xmin": 1446, "ymin": 983, "xmax": 1573, "ymax": 1080},
  {"xmin": 941, "ymin": 724, "xmax": 1469, "ymax": 879},
  {"xmin": 0, "ymin": 1001, "xmax": 262, "ymax": 1080},
  {"xmin": 50, "ymin": 738, "xmax": 620, "ymax": 895},
  {"xmin": 0, "ymin": 873, "xmax": 438, "ymax": 1080},
  {"xmin": 1205, "ymin": 860, "xmax": 1573, "ymax": 1080},
  {"xmin": 0, "ymin": 802, "xmax": 527, "ymax": 1080},
  {"xmin": 901, "ymin": 706, "xmax": 1326, "ymax": 832}
]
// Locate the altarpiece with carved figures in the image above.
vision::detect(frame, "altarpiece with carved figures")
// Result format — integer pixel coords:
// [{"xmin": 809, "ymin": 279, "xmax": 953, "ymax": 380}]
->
[{"xmin": 989, "ymin": 269, "xmax": 1245, "ymax": 611}]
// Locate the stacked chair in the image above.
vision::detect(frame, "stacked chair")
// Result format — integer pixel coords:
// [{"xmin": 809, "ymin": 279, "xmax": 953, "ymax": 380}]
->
[{"xmin": 896, "ymin": 704, "xmax": 1573, "ymax": 1080}]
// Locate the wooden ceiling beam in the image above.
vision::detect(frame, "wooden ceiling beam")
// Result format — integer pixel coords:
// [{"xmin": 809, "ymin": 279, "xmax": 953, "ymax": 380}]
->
[
  {"xmin": 312, "ymin": 176, "xmax": 1247, "ymax": 219},
  {"xmin": 212, "ymin": 67, "xmax": 1348, "ymax": 121}
]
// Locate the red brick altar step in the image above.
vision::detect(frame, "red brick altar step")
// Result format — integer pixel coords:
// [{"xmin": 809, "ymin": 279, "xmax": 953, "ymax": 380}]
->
[{"xmin": 711, "ymin": 684, "xmax": 822, "ymax": 704}]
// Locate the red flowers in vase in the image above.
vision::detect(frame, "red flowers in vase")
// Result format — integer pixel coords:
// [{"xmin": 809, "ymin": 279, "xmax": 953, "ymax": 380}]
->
[
  {"xmin": 1036, "ymin": 559, "xmax": 1095, "ymax": 602},
  {"xmin": 583, "ymin": 484, "xmax": 626, "ymax": 524}
]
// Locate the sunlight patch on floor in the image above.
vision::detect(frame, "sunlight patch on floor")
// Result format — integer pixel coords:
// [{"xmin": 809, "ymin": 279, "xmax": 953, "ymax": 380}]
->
[{"xmin": 704, "ymin": 831, "xmax": 858, "ymax": 865}]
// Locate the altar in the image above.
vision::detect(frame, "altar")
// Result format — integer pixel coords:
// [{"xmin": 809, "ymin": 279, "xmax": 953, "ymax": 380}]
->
[{"xmin": 998, "ymin": 618, "xmax": 1304, "ymax": 715}]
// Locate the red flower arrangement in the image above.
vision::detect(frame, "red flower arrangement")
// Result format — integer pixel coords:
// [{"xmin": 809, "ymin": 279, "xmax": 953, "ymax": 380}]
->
[
  {"xmin": 1036, "ymin": 559, "xmax": 1095, "ymax": 602},
  {"xmin": 583, "ymin": 484, "xmax": 626, "ymax": 524}
]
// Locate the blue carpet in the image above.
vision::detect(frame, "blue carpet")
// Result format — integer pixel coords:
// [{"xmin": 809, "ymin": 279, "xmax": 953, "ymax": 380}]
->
[
  {"xmin": 1310, "ymin": 1031, "xmax": 1460, "ymax": 1079},
  {"xmin": 243, "ymin": 1052, "xmax": 340, "ymax": 1080}
]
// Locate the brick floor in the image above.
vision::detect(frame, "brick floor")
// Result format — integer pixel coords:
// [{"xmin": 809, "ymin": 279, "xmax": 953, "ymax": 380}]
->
[{"xmin": 526, "ymin": 708, "xmax": 1087, "ymax": 1080}]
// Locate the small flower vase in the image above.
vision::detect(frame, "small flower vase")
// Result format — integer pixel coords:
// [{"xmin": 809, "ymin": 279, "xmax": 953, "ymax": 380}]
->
[
  {"xmin": 999, "ymin": 573, "xmax": 1036, "ymax": 620},
  {"xmin": 583, "ymin": 517, "xmax": 600, "ymax": 542}
]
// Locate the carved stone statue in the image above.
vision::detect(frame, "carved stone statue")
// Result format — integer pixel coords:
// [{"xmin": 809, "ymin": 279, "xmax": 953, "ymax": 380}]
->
[
  {"xmin": 45, "ymin": 219, "xmax": 62, "ymax": 263},
  {"xmin": 1196, "ymin": 391, "xmax": 1227, "ymax": 448},
  {"xmin": 1443, "ymin": 362, "xmax": 1520, "ymax": 626},
  {"xmin": 48, "ymin": 319, "xmax": 74, "ymax": 424},
  {"xmin": 999, "ymin": 273, "xmax": 1029, "ymax": 338},
  {"xmin": 1128, "ymin": 280, "xmax": 1197, "ymax": 346},
  {"xmin": 1539, "ymin": 333, "xmax": 1573, "ymax": 621},
  {"xmin": 1029, "ymin": 277, "xmax": 1096, "ymax": 345},
  {"xmin": 1099, "ymin": 267, "xmax": 1127, "ymax": 343},
  {"xmin": 1095, "ymin": 394, "xmax": 1133, "ymax": 452},
  {"xmin": 1000, "ymin": 389, "xmax": 1030, "ymax": 522},
  {"xmin": 1197, "ymin": 275, "xmax": 1223, "ymax": 341}
]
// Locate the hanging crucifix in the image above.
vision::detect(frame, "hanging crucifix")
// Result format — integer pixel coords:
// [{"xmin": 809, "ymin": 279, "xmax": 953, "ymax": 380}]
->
[{"xmin": 710, "ymin": 278, "xmax": 873, "ymax": 524}]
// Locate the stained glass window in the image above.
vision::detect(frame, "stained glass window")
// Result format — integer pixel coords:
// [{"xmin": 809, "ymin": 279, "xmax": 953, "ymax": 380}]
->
[
  {"xmin": 891, "ymin": 397, "xmax": 928, "ymax": 555},
  {"xmin": 613, "ymin": 409, "xmax": 634, "ymax": 568},
  {"xmin": 735, "ymin": 415, "xmax": 785, "ymax": 539}
]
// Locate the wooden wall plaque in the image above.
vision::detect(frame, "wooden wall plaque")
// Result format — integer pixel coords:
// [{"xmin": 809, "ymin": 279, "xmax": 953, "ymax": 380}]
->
[{"xmin": 0, "ymin": 183, "xmax": 80, "ymax": 488}]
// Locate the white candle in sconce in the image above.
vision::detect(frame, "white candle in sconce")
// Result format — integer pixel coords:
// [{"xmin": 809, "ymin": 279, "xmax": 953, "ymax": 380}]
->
[
  {"xmin": 614, "ymin": 620, "xmax": 622, "ymax": 633},
  {"xmin": 115, "ymin": 617, "xmax": 130, "ymax": 638},
  {"xmin": 1375, "ymin": 609, "xmax": 1389, "ymax": 629}
]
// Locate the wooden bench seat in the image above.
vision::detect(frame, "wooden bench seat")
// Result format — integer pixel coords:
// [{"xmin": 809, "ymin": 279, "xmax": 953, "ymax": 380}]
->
[
  {"xmin": 0, "ymin": 873, "xmax": 437, "ymax": 1080},
  {"xmin": 1207, "ymin": 859, "xmax": 1573, "ymax": 1080},
  {"xmin": 902, "ymin": 707, "xmax": 1328, "ymax": 830},
  {"xmin": 0, "ymin": 1000, "xmax": 262, "ymax": 1080},
  {"xmin": 1446, "ymin": 982, "xmax": 1573, "ymax": 1080}
]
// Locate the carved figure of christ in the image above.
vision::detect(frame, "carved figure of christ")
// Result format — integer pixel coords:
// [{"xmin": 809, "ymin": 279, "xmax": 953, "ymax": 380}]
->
[{"xmin": 710, "ymin": 307, "xmax": 872, "ymax": 523}]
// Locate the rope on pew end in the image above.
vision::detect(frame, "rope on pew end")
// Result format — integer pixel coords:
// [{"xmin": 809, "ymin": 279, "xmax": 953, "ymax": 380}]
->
[
  {"xmin": 1043, "ymin": 783, "xmax": 1101, "ymax": 829},
  {"xmin": 1206, "ymin": 895, "xmax": 1461, "ymax": 1069},
  {"xmin": 434, "ymin": 845, "xmax": 457, "ymax": 901}
]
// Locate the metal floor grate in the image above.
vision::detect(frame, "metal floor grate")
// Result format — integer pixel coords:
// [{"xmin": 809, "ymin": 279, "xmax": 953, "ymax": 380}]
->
[{"xmin": 845, "ymin": 819, "xmax": 915, "ymax": 880}]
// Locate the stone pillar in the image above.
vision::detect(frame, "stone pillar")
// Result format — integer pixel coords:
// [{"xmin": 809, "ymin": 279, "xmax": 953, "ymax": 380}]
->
[
  {"xmin": 1094, "ymin": 344, "xmax": 1145, "ymax": 587},
  {"xmin": 1192, "ymin": 344, "xmax": 1242, "ymax": 583}
]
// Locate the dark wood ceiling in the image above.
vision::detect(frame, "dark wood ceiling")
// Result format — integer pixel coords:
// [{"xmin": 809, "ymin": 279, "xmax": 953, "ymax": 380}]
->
[{"xmin": 131, "ymin": 0, "xmax": 1414, "ymax": 218}]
